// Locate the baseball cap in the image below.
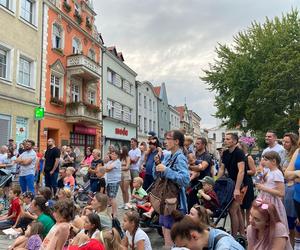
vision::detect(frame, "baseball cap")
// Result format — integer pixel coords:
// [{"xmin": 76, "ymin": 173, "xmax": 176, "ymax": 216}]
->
[
  {"xmin": 147, "ymin": 131, "xmax": 156, "ymax": 137},
  {"xmin": 199, "ymin": 176, "xmax": 215, "ymax": 186}
]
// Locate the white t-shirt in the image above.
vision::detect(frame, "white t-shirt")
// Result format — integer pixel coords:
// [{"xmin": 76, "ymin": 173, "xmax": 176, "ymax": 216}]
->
[
  {"xmin": 262, "ymin": 143, "xmax": 285, "ymax": 166},
  {"xmin": 126, "ymin": 228, "xmax": 152, "ymax": 250},
  {"xmin": 0, "ymin": 153, "xmax": 7, "ymax": 164},
  {"xmin": 19, "ymin": 149, "xmax": 36, "ymax": 176},
  {"xmin": 129, "ymin": 148, "xmax": 141, "ymax": 171}
]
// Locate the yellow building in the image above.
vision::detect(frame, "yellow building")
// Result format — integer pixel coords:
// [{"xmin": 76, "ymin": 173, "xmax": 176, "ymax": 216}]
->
[{"xmin": 0, "ymin": 0, "xmax": 42, "ymax": 146}]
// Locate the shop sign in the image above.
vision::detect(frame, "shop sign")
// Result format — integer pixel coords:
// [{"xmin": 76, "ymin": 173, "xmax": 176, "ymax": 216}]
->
[
  {"xmin": 74, "ymin": 125, "xmax": 96, "ymax": 135},
  {"xmin": 115, "ymin": 128, "xmax": 128, "ymax": 136},
  {"xmin": 34, "ymin": 107, "xmax": 44, "ymax": 120}
]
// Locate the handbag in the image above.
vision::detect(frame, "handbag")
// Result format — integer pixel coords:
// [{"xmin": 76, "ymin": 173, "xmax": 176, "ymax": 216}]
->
[{"xmin": 149, "ymin": 155, "xmax": 180, "ymax": 216}]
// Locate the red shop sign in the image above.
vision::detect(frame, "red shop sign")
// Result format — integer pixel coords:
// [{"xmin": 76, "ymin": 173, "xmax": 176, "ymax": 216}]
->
[
  {"xmin": 74, "ymin": 125, "xmax": 96, "ymax": 135},
  {"xmin": 115, "ymin": 128, "xmax": 128, "ymax": 136}
]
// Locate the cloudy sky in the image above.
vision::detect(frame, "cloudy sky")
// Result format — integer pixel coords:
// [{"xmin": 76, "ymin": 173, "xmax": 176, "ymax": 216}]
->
[{"xmin": 93, "ymin": 0, "xmax": 298, "ymax": 128}]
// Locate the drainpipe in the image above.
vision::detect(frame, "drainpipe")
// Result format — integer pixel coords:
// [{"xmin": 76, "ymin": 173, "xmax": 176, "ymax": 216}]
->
[
  {"xmin": 135, "ymin": 81, "xmax": 138, "ymax": 140},
  {"xmin": 100, "ymin": 46, "xmax": 104, "ymax": 155}
]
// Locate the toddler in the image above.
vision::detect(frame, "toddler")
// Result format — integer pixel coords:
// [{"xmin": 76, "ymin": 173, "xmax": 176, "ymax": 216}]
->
[
  {"xmin": 126, "ymin": 177, "xmax": 147, "ymax": 208},
  {"xmin": 64, "ymin": 167, "xmax": 76, "ymax": 190},
  {"xmin": 188, "ymin": 154, "xmax": 201, "ymax": 181}
]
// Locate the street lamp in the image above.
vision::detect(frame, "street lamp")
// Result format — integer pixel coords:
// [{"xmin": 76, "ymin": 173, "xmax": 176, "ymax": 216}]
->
[{"xmin": 241, "ymin": 118, "xmax": 248, "ymax": 135}]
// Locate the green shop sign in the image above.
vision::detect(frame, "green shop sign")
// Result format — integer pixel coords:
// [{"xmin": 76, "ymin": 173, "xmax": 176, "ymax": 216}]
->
[{"xmin": 34, "ymin": 107, "xmax": 44, "ymax": 120}]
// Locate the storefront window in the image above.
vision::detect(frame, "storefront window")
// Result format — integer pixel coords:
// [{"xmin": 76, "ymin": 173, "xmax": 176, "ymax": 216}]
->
[{"xmin": 16, "ymin": 117, "xmax": 28, "ymax": 147}]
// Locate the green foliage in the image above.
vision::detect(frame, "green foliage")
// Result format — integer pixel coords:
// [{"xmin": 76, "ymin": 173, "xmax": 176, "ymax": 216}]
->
[{"xmin": 202, "ymin": 10, "xmax": 300, "ymax": 138}]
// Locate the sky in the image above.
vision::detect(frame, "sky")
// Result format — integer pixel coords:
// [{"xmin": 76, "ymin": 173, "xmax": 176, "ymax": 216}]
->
[{"xmin": 93, "ymin": 0, "xmax": 298, "ymax": 128}]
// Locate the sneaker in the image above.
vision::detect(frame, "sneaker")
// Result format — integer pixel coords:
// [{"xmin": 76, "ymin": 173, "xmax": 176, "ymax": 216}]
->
[
  {"xmin": 143, "ymin": 212, "xmax": 151, "ymax": 218},
  {"xmin": 124, "ymin": 204, "xmax": 129, "ymax": 210},
  {"xmin": 118, "ymin": 204, "xmax": 124, "ymax": 209}
]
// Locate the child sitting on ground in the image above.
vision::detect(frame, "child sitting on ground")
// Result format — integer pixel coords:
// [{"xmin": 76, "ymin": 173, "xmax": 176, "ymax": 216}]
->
[
  {"xmin": 126, "ymin": 177, "xmax": 147, "ymax": 209},
  {"xmin": 198, "ymin": 176, "xmax": 220, "ymax": 215},
  {"xmin": 9, "ymin": 221, "xmax": 44, "ymax": 250},
  {"xmin": 39, "ymin": 187, "xmax": 55, "ymax": 208},
  {"xmin": 64, "ymin": 167, "xmax": 76, "ymax": 191},
  {"xmin": 0, "ymin": 186, "xmax": 21, "ymax": 230}
]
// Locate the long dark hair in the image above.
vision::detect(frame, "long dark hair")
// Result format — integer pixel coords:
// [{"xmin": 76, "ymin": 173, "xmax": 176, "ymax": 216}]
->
[
  {"xmin": 124, "ymin": 211, "xmax": 140, "ymax": 250},
  {"xmin": 85, "ymin": 213, "xmax": 102, "ymax": 238},
  {"xmin": 33, "ymin": 196, "xmax": 55, "ymax": 222},
  {"xmin": 120, "ymin": 146, "xmax": 129, "ymax": 161}
]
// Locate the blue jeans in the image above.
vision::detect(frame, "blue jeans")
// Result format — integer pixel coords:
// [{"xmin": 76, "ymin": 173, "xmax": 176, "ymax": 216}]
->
[
  {"xmin": 44, "ymin": 171, "xmax": 59, "ymax": 194},
  {"xmin": 19, "ymin": 174, "xmax": 35, "ymax": 194},
  {"xmin": 90, "ymin": 179, "xmax": 99, "ymax": 193}
]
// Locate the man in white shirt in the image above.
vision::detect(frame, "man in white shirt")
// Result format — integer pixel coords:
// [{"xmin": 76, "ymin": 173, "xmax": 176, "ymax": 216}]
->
[
  {"xmin": 0, "ymin": 146, "xmax": 8, "ymax": 164},
  {"xmin": 261, "ymin": 130, "xmax": 285, "ymax": 166},
  {"xmin": 128, "ymin": 138, "xmax": 141, "ymax": 190}
]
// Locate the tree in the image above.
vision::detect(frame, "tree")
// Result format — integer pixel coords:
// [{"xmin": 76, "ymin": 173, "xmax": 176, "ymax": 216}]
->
[{"xmin": 202, "ymin": 10, "xmax": 300, "ymax": 138}]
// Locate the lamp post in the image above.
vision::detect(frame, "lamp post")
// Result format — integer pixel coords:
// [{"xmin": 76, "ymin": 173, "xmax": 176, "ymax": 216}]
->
[{"xmin": 241, "ymin": 118, "xmax": 248, "ymax": 136}]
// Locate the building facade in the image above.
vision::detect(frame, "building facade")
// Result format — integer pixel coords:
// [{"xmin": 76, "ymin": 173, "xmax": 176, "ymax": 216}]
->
[
  {"xmin": 137, "ymin": 80, "xmax": 159, "ymax": 143},
  {"xmin": 189, "ymin": 110, "xmax": 201, "ymax": 139},
  {"xmin": 39, "ymin": 0, "xmax": 102, "ymax": 152},
  {"xmin": 153, "ymin": 83, "xmax": 170, "ymax": 141},
  {"xmin": 0, "ymin": 0, "xmax": 43, "ymax": 146},
  {"xmin": 169, "ymin": 105, "xmax": 180, "ymax": 131},
  {"xmin": 102, "ymin": 46, "xmax": 137, "ymax": 154},
  {"xmin": 176, "ymin": 104, "xmax": 193, "ymax": 135}
]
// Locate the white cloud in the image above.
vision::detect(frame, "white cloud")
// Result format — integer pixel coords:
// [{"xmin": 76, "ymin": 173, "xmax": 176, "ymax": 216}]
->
[{"xmin": 94, "ymin": 0, "xmax": 298, "ymax": 127}]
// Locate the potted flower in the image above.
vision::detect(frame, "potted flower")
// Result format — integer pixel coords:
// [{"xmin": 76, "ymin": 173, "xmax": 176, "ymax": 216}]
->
[
  {"xmin": 63, "ymin": 1, "xmax": 71, "ymax": 12},
  {"xmin": 74, "ymin": 10, "xmax": 82, "ymax": 25},
  {"xmin": 50, "ymin": 97, "xmax": 64, "ymax": 107},
  {"xmin": 84, "ymin": 102, "xmax": 101, "ymax": 113},
  {"xmin": 66, "ymin": 101, "xmax": 82, "ymax": 110}
]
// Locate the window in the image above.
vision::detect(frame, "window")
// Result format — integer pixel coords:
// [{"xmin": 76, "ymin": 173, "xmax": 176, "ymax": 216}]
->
[
  {"xmin": 50, "ymin": 74, "xmax": 61, "ymax": 99},
  {"xmin": 149, "ymin": 99, "xmax": 152, "ymax": 111},
  {"xmin": 52, "ymin": 24, "xmax": 63, "ymax": 49},
  {"xmin": 107, "ymin": 100, "xmax": 114, "ymax": 117},
  {"xmin": 21, "ymin": 0, "xmax": 33, "ymax": 24},
  {"xmin": 165, "ymin": 112, "xmax": 167, "ymax": 121},
  {"xmin": 161, "ymin": 110, "xmax": 163, "ymax": 118},
  {"xmin": 0, "ymin": 48, "xmax": 7, "ymax": 79},
  {"xmin": 16, "ymin": 117, "xmax": 28, "ymax": 147},
  {"xmin": 153, "ymin": 121, "xmax": 156, "ymax": 133},
  {"xmin": 138, "ymin": 93, "xmax": 141, "ymax": 106},
  {"xmin": 153, "ymin": 101, "xmax": 155, "ymax": 112},
  {"xmin": 88, "ymin": 90, "xmax": 95, "ymax": 104},
  {"xmin": 72, "ymin": 38, "xmax": 81, "ymax": 54},
  {"xmin": 74, "ymin": 2, "xmax": 80, "ymax": 15},
  {"xmin": 88, "ymin": 49, "xmax": 96, "ymax": 61},
  {"xmin": 71, "ymin": 84, "xmax": 80, "ymax": 102},
  {"xmin": 144, "ymin": 117, "xmax": 147, "ymax": 133},
  {"xmin": 138, "ymin": 115, "xmax": 141, "ymax": 131},
  {"xmin": 149, "ymin": 119, "xmax": 152, "ymax": 132},
  {"xmin": 0, "ymin": 0, "xmax": 9, "ymax": 8},
  {"xmin": 121, "ymin": 78, "xmax": 125, "ymax": 89},
  {"xmin": 107, "ymin": 69, "xmax": 116, "ymax": 85},
  {"xmin": 0, "ymin": 114, "xmax": 11, "ymax": 146},
  {"xmin": 18, "ymin": 57, "xmax": 31, "ymax": 87},
  {"xmin": 144, "ymin": 96, "xmax": 147, "ymax": 108}
]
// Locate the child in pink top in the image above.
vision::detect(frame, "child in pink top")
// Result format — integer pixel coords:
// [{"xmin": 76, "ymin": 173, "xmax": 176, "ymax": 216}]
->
[
  {"xmin": 247, "ymin": 199, "xmax": 292, "ymax": 250},
  {"xmin": 255, "ymin": 151, "xmax": 289, "ymax": 231},
  {"xmin": 64, "ymin": 167, "xmax": 75, "ymax": 190}
]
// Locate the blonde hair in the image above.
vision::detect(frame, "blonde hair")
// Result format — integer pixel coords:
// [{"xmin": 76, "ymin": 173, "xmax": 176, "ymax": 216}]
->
[
  {"xmin": 59, "ymin": 189, "xmax": 72, "ymax": 199},
  {"xmin": 66, "ymin": 167, "xmax": 75, "ymax": 174},
  {"xmin": 133, "ymin": 176, "xmax": 143, "ymax": 186},
  {"xmin": 99, "ymin": 228, "xmax": 123, "ymax": 250}
]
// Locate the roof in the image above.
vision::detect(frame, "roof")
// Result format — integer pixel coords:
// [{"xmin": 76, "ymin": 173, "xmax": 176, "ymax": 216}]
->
[
  {"xmin": 175, "ymin": 106, "xmax": 185, "ymax": 120},
  {"xmin": 107, "ymin": 46, "xmax": 125, "ymax": 61},
  {"xmin": 153, "ymin": 87, "xmax": 161, "ymax": 97}
]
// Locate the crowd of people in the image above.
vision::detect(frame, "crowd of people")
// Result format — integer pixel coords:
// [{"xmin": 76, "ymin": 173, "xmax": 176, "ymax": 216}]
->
[{"xmin": 0, "ymin": 128, "xmax": 299, "ymax": 249}]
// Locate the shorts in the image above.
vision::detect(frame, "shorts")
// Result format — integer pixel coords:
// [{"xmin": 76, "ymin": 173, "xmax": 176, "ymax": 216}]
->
[
  {"xmin": 121, "ymin": 170, "xmax": 131, "ymax": 182},
  {"xmin": 130, "ymin": 169, "xmax": 139, "ymax": 179},
  {"xmin": 107, "ymin": 182, "xmax": 120, "ymax": 198},
  {"xmin": 159, "ymin": 215, "xmax": 174, "ymax": 229},
  {"xmin": 287, "ymin": 216, "xmax": 300, "ymax": 231}
]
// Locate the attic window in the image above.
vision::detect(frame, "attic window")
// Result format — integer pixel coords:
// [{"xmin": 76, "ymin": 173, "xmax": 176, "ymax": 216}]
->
[{"xmin": 146, "ymin": 87, "xmax": 149, "ymax": 91}]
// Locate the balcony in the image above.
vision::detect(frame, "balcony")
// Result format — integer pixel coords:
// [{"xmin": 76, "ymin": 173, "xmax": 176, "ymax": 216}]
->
[
  {"xmin": 67, "ymin": 54, "xmax": 101, "ymax": 80},
  {"xmin": 66, "ymin": 102, "xmax": 101, "ymax": 124}
]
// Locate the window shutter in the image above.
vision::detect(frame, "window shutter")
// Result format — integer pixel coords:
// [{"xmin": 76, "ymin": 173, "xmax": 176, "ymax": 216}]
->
[{"xmin": 0, "ymin": 115, "xmax": 10, "ymax": 146}]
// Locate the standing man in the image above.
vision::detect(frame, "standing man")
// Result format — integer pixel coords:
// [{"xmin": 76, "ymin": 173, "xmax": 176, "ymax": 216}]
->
[
  {"xmin": 217, "ymin": 133, "xmax": 245, "ymax": 237},
  {"xmin": 128, "ymin": 138, "xmax": 141, "ymax": 191},
  {"xmin": 188, "ymin": 137, "xmax": 212, "ymax": 209},
  {"xmin": 44, "ymin": 138, "xmax": 60, "ymax": 194},
  {"xmin": 15, "ymin": 140, "xmax": 36, "ymax": 194},
  {"xmin": 261, "ymin": 130, "xmax": 285, "ymax": 166},
  {"xmin": 61, "ymin": 145, "xmax": 76, "ymax": 168}
]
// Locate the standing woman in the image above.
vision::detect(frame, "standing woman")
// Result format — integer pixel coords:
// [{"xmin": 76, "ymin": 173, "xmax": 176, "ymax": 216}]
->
[
  {"xmin": 80, "ymin": 147, "xmax": 94, "ymax": 168},
  {"xmin": 155, "ymin": 130, "xmax": 190, "ymax": 248},
  {"xmin": 119, "ymin": 146, "xmax": 131, "ymax": 210},
  {"xmin": 238, "ymin": 141, "xmax": 256, "ymax": 226},
  {"xmin": 284, "ymin": 133, "xmax": 300, "ymax": 248}
]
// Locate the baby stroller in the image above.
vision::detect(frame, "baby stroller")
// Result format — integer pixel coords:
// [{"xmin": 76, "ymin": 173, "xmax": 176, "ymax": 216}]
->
[
  {"xmin": 73, "ymin": 180, "xmax": 92, "ymax": 206},
  {"xmin": 211, "ymin": 177, "xmax": 235, "ymax": 228},
  {"xmin": 0, "ymin": 169, "xmax": 14, "ymax": 188}
]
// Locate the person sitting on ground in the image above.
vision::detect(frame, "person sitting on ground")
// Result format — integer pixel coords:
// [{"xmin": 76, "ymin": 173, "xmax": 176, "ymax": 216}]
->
[
  {"xmin": 56, "ymin": 188, "xmax": 72, "ymax": 201},
  {"xmin": 64, "ymin": 166, "xmax": 76, "ymax": 191},
  {"xmin": 188, "ymin": 204, "xmax": 211, "ymax": 227},
  {"xmin": 122, "ymin": 210, "xmax": 152, "ymax": 250},
  {"xmin": 90, "ymin": 193, "xmax": 112, "ymax": 229},
  {"xmin": 41, "ymin": 199, "xmax": 76, "ymax": 250},
  {"xmin": 57, "ymin": 167, "xmax": 67, "ymax": 190},
  {"xmin": 38, "ymin": 187, "xmax": 55, "ymax": 208},
  {"xmin": 71, "ymin": 213, "xmax": 102, "ymax": 246},
  {"xmin": 171, "ymin": 216, "xmax": 244, "ymax": 250},
  {"xmin": 9, "ymin": 221, "xmax": 44, "ymax": 250},
  {"xmin": 126, "ymin": 177, "xmax": 147, "ymax": 209},
  {"xmin": 13, "ymin": 191, "xmax": 34, "ymax": 232},
  {"xmin": 247, "ymin": 199, "xmax": 293, "ymax": 250},
  {"xmin": 198, "ymin": 176, "xmax": 220, "ymax": 215},
  {"xmin": 0, "ymin": 186, "xmax": 21, "ymax": 230}
]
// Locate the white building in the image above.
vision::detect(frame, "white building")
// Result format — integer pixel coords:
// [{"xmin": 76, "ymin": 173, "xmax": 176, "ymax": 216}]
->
[
  {"xmin": 136, "ymin": 81, "xmax": 159, "ymax": 143},
  {"xmin": 169, "ymin": 105, "xmax": 180, "ymax": 130},
  {"xmin": 102, "ymin": 46, "xmax": 137, "ymax": 154}
]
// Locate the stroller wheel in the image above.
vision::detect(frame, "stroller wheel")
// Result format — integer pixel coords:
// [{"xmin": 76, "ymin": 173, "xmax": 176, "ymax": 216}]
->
[{"xmin": 157, "ymin": 227, "xmax": 163, "ymax": 237}]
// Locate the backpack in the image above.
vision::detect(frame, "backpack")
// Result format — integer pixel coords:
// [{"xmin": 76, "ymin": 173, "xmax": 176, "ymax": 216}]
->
[
  {"xmin": 212, "ymin": 233, "xmax": 247, "ymax": 250},
  {"xmin": 149, "ymin": 155, "xmax": 179, "ymax": 216}
]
